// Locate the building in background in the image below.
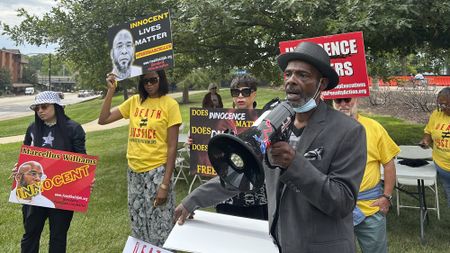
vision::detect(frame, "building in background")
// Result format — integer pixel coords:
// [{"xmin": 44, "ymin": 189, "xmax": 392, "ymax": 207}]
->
[{"xmin": 0, "ymin": 48, "xmax": 31, "ymax": 94}]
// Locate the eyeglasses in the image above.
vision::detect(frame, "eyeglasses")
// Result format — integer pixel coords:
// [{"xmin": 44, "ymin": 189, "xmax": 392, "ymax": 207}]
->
[
  {"xmin": 230, "ymin": 87, "xmax": 253, "ymax": 97},
  {"xmin": 333, "ymin": 98, "xmax": 352, "ymax": 104},
  {"xmin": 438, "ymin": 103, "xmax": 450, "ymax": 110},
  {"xmin": 142, "ymin": 77, "xmax": 159, "ymax": 85},
  {"xmin": 31, "ymin": 104, "xmax": 51, "ymax": 112}
]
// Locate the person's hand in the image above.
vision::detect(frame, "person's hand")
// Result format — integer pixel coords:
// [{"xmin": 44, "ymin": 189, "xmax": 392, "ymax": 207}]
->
[
  {"xmin": 186, "ymin": 136, "xmax": 193, "ymax": 147},
  {"xmin": 153, "ymin": 184, "xmax": 169, "ymax": 207},
  {"xmin": 173, "ymin": 203, "xmax": 194, "ymax": 225},
  {"xmin": 371, "ymin": 197, "xmax": 391, "ymax": 215},
  {"xmin": 419, "ymin": 134, "xmax": 432, "ymax": 149},
  {"xmin": 418, "ymin": 140, "xmax": 430, "ymax": 149},
  {"xmin": 90, "ymin": 178, "xmax": 96, "ymax": 194},
  {"xmin": 9, "ymin": 163, "xmax": 18, "ymax": 179},
  {"xmin": 106, "ymin": 73, "xmax": 117, "ymax": 90},
  {"xmin": 267, "ymin": 141, "xmax": 296, "ymax": 169}
]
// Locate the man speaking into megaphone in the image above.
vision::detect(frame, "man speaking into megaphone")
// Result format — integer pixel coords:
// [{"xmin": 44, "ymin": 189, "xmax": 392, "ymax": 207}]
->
[{"xmin": 174, "ymin": 42, "xmax": 367, "ymax": 253}]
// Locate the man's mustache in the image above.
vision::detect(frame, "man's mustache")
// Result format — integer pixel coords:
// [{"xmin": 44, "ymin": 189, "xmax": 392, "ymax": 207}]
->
[{"xmin": 285, "ymin": 88, "xmax": 308, "ymax": 99}]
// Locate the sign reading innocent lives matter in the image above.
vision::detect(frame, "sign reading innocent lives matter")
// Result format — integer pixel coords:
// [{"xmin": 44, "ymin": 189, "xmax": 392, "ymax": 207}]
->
[
  {"xmin": 108, "ymin": 9, "xmax": 173, "ymax": 81},
  {"xmin": 122, "ymin": 236, "xmax": 173, "ymax": 253},
  {"xmin": 190, "ymin": 108, "xmax": 261, "ymax": 177},
  {"xmin": 9, "ymin": 145, "xmax": 97, "ymax": 212},
  {"xmin": 279, "ymin": 31, "xmax": 369, "ymax": 99}
]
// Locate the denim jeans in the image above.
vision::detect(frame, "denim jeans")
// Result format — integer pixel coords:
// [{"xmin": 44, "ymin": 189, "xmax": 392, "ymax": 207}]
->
[
  {"xmin": 354, "ymin": 212, "xmax": 387, "ymax": 253},
  {"xmin": 435, "ymin": 163, "xmax": 450, "ymax": 207}
]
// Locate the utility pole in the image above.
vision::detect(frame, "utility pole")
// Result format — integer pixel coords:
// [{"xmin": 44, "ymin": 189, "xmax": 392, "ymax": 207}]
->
[{"xmin": 48, "ymin": 54, "xmax": 52, "ymax": 90}]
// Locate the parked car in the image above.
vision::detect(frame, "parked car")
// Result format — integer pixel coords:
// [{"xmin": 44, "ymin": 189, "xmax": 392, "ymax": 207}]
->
[
  {"xmin": 25, "ymin": 87, "xmax": 35, "ymax": 95},
  {"xmin": 77, "ymin": 90, "xmax": 89, "ymax": 97}
]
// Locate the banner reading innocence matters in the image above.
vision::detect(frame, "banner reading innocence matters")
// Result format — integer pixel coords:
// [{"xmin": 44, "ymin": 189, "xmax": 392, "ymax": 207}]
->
[
  {"xmin": 9, "ymin": 145, "xmax": 97, "ymax": 212},
  {"xmin": 190, "ymin": 108, "xmax": 261, "ymax": 177},
  {"xmin": 279, "ymin": 31, "xmax": 369, "ymax": 99},
  {"xmin": 108, "ymin": 9, "xmax": 173, "ymax": 81}
]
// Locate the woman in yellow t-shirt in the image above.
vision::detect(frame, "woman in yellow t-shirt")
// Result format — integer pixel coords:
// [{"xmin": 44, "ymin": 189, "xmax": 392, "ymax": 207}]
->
[
  {"xmin": 420, "ymin": 87, "xmax": 450, "ymax": 207},
  {"xmin": 99, "ymin": 71, "xmax": 182, "ymax": 246}
]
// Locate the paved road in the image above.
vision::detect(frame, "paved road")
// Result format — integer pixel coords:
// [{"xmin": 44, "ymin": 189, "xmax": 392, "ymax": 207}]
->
[{"xmin": 0, "ymin": 93, "xmax": 100, "ymax": 120}]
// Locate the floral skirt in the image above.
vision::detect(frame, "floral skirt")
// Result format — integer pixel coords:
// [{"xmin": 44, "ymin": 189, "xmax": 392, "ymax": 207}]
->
[{"xmin": 127, "ymin": 165, "xmax": 175, "ymax": 246}]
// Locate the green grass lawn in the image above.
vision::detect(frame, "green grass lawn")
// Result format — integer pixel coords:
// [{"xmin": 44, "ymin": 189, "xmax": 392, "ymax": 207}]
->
[
  {"xmin": 361, "ymin": 113, "xmax": 425, "ymax": 145},
  {"xmin": 1, "ymin": 89, "xmax": 449, "ymax": 252}
]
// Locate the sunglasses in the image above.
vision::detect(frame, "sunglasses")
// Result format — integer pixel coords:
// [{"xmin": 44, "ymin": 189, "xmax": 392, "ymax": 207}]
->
[
  {"xmin": 333, "ymin": 98, "xmax": 352, "ymax": 104},
  {"xmin": 31, "ymin": 104, "xmax": 51, "ymax": 112},
  {"xmin": 438, "ymin": 103, "xmax": 450, "ymax": 110},
  {"xmin": 230, "ymin": 87, "xmax": 253, "ymax": 97},
  {"xmin": 142, "ymin": 77, "xmax": 159, "ymax": 85}
]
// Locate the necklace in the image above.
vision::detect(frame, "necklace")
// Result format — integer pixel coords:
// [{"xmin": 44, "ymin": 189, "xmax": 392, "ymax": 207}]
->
[{"xmin": 44, "ymin": 120, "xmax": 57, "ymax": 127}]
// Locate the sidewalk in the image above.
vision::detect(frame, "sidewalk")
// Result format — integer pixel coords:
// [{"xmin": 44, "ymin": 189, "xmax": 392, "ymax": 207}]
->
[{"xmin": 0, "ymin": 90, "xmax": 203, "ymax": 144}]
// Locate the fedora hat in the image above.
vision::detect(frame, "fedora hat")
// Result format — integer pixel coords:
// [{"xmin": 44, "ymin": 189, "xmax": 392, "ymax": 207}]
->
[
  {"xmin": 277, "ymin": 42, "xmax": 339, "ymax": 90},
  {"xmin": 30, "ymin": 91, "xmax": 65, "ymax": 110}
]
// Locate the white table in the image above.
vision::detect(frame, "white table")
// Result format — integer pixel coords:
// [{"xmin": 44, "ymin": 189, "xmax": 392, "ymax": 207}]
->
[
  {"xmin": 397, "ymin": 145, "xmax": 432, "ymax": 160},
  {"xmin": 390, "ymin": 158, "xmax": 436, "ymax": 244},
  {"xmin": 164, "ymin": 210, "xmax": 278, "ymax": 253}
]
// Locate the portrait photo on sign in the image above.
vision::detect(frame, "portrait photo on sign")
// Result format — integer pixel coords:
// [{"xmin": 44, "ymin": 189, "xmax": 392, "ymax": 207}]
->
[
  {"xmin": 9, "ymin": 160, "xmax": 55, "ymax": 208},
  {"xmin": 110, "ymin": 29, "xmax": 142, "ymax": 81}
]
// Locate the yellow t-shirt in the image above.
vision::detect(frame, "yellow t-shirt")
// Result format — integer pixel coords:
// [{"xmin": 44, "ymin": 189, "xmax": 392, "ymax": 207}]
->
[
  {"xmin": 424, "ymin": 110, "xmax": 450, "ymax": 171},
  {"xmin": 119, "ymin": 95, "xmax": 182, "ymax": 172},
  {"xmin": 357, "ymin": 115, "xmax": 400, "ymax": 216}
]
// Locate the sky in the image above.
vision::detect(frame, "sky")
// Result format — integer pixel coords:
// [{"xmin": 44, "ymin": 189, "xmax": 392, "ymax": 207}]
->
[{"xmin": 0, "ymin": 0, "xmax": 57, "ymax": 55}]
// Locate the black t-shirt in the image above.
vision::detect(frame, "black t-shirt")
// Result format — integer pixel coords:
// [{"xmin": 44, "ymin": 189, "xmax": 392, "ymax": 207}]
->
[{"xmin": 24, "ymin": 120, "xmax": 86, "ymax": 154}]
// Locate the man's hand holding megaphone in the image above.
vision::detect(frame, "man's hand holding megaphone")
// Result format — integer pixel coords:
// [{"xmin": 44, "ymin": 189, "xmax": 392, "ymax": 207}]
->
[{"xmin": 267, "ymin": 142, "xmax": 296, "ymax": 169}]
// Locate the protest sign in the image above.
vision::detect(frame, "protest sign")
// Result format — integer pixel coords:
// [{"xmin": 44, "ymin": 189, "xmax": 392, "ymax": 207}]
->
[
  {"xmin": 279, "ymin": 31, "xmax": 369, "ymax": 99},
  {"xmin": 9, "ymin": 145, "xmax": 97, "ymax": 212},
  {"xmin": 108, "ymin": 9, "xmax": 173, "ymax": 80},
  {"xmin": 123, "ymin": 236, "xmax": 172, "ymax": 253},
  {"xmin": 189, "ymin": 108, "xmax": 261, "ymax": 177}
]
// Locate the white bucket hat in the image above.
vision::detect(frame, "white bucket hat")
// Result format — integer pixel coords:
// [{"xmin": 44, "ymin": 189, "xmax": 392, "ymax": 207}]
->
[
  {"xmin": 30, "ymin": 91, "xmax": 65, "ymax": 110},
  {"xmin": 208, "ymin": 83, "xmax": 218, "ymax": 90}
]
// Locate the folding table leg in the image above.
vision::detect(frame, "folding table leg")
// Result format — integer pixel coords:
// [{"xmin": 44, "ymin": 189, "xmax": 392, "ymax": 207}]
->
[
  {"xmin": 189, "ymin": 175, "xmax": 202, "ymax": 194},
  {"xmin": 417, "ymin": 179, "xmax": 427, "ymax": 244}
]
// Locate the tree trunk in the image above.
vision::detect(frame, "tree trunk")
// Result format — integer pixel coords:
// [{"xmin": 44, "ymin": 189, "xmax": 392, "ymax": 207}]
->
[
  {"xmin": 123, "ymin": 89, "xmax": 128, "ymax": 100},
  {"xmin": 400, "ymin": 55, "xmax": 408, "ymax": 75},
  {"xmin": 182, "ymin": 85, "xmax": 189, "ymax": 104}
]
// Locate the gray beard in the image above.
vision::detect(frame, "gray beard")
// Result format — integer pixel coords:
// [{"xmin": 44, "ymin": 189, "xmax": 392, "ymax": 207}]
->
[
  {"xmin": 114, "ymin": 64, "xmax": 131, "ymax": 79},
  {"xmin": 288, "ymin": 98, "xmax": 309, "ymax": 109}
]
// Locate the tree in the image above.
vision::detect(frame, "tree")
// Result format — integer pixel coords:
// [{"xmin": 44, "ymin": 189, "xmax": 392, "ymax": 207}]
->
[
  {"xmin": 177, "ymin": 68, "xmax": 211, "ymax": 103},
  {"xmin": 3, "ymin": 0, "xmax": 177, "ymax": 97},
  {"xmin": 3, "ymin": 0, "xmax": 450, "ymax": 95},
  {"xmin": 22, "ymin": 66, "xmax": 38, "ymax": 84},
  {"xmin": 0, "ymin": 67, "xmax": 12, "ymax": 91},
  {"xmin": 329, "ymin": 0, "xmax": 450, "ymax": 77},
  {"xmin": 172, "ymin": 0, "xmax": 336, "ymax": 83}
]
